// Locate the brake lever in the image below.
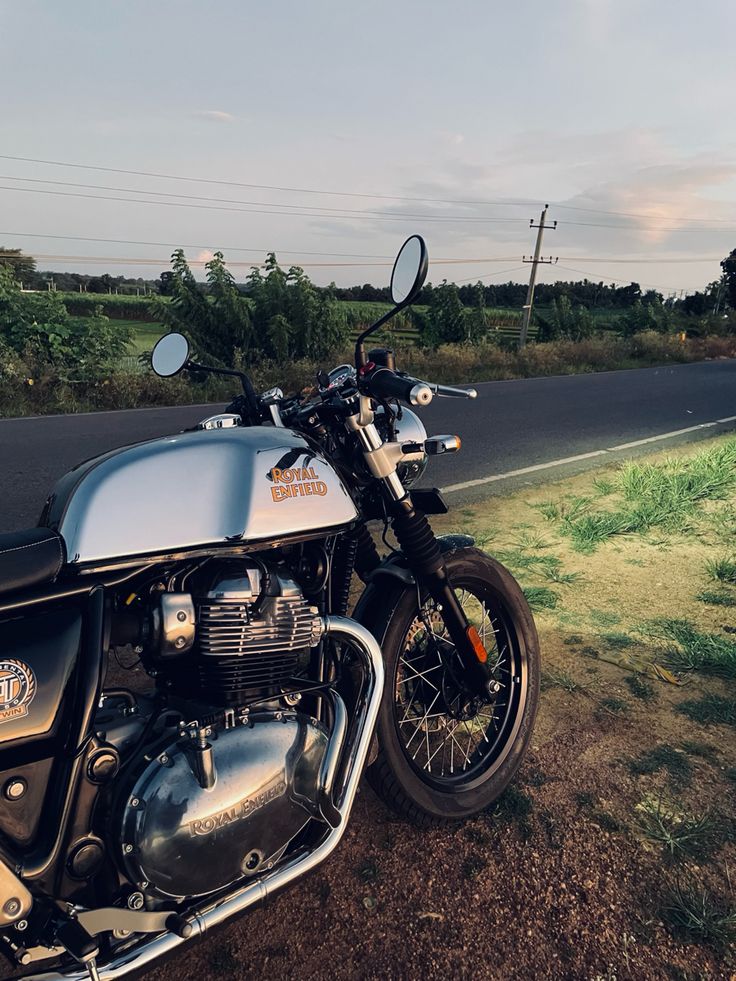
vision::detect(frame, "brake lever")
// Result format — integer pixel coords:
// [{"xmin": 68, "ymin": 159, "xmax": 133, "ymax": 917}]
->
[{"xmin": 428, "ymin": 383, "xmax": 478, "ymax": 399}]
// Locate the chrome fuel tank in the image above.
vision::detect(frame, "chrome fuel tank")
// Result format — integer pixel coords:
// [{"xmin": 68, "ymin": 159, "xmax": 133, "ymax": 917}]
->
[{"xmin": 43, "ymin": 426, "xmax": 357, "ymax": 565}]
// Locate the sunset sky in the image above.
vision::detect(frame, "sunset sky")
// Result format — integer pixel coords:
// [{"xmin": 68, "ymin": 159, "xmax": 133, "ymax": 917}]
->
[{"xmin": 3, "ymin": 0, "xmax": 736, "ymax": 294}]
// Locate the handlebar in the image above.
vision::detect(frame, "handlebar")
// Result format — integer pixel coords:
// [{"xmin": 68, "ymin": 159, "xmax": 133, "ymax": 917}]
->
[{"xmin": 360, "ymin": 366, "xmax": 433, "ymax": 406}]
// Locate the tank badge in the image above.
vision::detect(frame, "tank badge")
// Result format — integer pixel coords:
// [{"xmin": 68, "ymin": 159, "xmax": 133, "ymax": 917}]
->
[
  {"xmin": 269, "ymin": 466, "xmax": 328, "ymax": 502},
  {"xmin": 0, "ymin": 660, "xmax": 36, "ymax": 724}
]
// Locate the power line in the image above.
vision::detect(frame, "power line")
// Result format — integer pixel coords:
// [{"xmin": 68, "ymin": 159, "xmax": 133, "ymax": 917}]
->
[
  {"xmin": 0, "ymin": 230, "xmax": 722, "ymax": 266},
  {"xmin": 3, "ymin": 153, "xmax": 735, "ymax": 226},
  {"xmin": 0, "ymin": 175, "xmax": 529, "ymax": 223},
  {"xmin": 0, "ymin": 183, "xmax": 529, "ymax": 225},
  {"xmin": 553, "ymin": 263, "xmax": 699, "ymax": 293},
  {"xmin": 0, "ymin": 153, "xmax": 539, "ymax": 208}
]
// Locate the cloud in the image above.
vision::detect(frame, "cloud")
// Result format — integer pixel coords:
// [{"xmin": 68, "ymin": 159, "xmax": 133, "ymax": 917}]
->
[{"xmin": 192, "ymin": 110, "xmax": 235, "ymax": 123}]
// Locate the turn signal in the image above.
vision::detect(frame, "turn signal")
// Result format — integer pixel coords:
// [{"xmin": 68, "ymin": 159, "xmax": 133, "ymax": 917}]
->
[
  {"xmin": 424, "ymin": 435, "xmax": 461, "ymax": 455},
  {"xmin": 466, "ymin": 626, "xmax": 487, "ymax": 663}
]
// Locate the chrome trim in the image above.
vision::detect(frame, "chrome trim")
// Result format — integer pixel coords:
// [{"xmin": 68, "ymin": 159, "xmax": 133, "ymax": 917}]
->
[
  {"xmin": 196, "ymin": 413, "xmax": 241, "ymax": 430},
  {"xmin": 32, "ymin": 616, "xmax": 384, "ymax": 981},
  {"xmin": 54, "ymin": 427, "xmax": 358, "ymax": 565},
  {"xmin": 409, "ymin": 383, "xmax": 433, "ymax": 406}
]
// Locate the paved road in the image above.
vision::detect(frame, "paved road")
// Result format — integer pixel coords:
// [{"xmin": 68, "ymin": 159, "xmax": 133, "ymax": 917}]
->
[{"xmin": 1, "ymin": 360, "xmax": 734, "ymax": 532}]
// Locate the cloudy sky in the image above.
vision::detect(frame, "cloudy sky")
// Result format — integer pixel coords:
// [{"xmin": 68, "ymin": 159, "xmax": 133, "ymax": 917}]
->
[{"xmin": 2, "ymin": 0, "xmax": 736, "ymax": 294}]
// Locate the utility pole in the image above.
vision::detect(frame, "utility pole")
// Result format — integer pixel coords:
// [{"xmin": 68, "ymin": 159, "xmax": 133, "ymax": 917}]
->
[{"xmin": 519, "ymin": 205, "xmax": 557, "ymax": 349}]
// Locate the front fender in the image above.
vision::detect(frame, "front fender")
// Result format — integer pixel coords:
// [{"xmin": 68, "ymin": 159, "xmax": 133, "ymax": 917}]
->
[{"xmin": 351, "ymin": 533, "xmax": 475, "ymax": 628}]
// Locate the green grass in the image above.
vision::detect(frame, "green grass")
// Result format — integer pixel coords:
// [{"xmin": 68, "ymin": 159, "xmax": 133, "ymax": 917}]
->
[
  {"xmin": 129, "ymin": 321, "xmax": 166, "ymax": 355},
  {"xmin": 560, "ymin": 439, "xmax": 736, "ymax": 552},
  {"xmin": 602, "ymin": 632, "xmax": 636, "ymax": 649},
  {"xmin": 635, "ymin": 796, "xmax": 724, "ymax": 860},
  {"xmin": 624, "ymin": 674, "xmax": 657, "ymax": 701},
  {"xmin": 627, "ymin": 745, "xmax": 693, "ymax": 787},
  {"xmin": 589, "ymin": 609, "xmax": 622, "ymax": 628},
  {"xmin": 599, "ymin": 696, "xmax": 629, "ymax": 715},
  {"xmin": 662, "ymin": 882, "xmax": 736, "ymax": 947},
  {"xmin": 676, "ymin": 694, "xmax": 736, "ymax": 726},
  {"xmin": 540, "ymin": 669, "xmax": 582, "ymax": 693},
  {"xmin": 706, "ymin": 556, "xmax": 736, "ymax": 583},
  {"xmin": 522, "ymin": 586, "xmax": 560, "ymax": 611},
  {"xmin": 649, "ymin": 618, "xmax": 736, "ymax": 678},
  {"xmin": 695, "ymin": 588, "xmax": 736, "ymax": 607}
]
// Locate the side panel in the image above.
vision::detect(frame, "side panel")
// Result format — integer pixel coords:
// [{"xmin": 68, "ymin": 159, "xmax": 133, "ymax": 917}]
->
[
  {"xmin": 0, "ymin": 608, "xmax": 80, "ymax": 746},
  {"xmin": 46, "ymin": 427, "xmax": 358, "ymax": 565}
]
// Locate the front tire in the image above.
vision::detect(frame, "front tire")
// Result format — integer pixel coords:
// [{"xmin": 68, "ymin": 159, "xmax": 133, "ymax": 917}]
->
[{"xmin": 366, "ymin": 547, "xmax": 540, "ymax": 827}]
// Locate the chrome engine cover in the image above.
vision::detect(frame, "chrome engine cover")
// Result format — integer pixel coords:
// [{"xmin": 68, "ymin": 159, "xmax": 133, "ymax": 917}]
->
[{"xmin": 119, "ymin": 713, "xmax": 328, "ymax": 899}]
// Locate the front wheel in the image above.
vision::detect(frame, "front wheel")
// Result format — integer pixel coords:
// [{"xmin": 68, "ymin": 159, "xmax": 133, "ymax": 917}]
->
[{"xmin": 366, "ymin": 547, "xmax": 540, "ymax": 826}]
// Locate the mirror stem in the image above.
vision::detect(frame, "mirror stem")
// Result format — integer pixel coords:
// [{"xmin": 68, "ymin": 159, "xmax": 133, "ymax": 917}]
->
[
  {"xmin": 354, "ymin": 303, "xmax": 405, "ymax": 368},
  {"xmin": 185, "ymin": 361, "xmax": 260, "ymax": 421}
]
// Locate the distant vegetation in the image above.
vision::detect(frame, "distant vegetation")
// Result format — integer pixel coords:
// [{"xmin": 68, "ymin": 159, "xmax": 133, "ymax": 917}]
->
[{"xmin": 0, "ymin": 245, "xmax": 735, "ymax": 416}]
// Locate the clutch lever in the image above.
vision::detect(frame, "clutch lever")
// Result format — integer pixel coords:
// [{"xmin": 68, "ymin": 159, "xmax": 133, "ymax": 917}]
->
[{"xmin": 428, "ymin": 382, "xmax": 478, "ymax": 399}]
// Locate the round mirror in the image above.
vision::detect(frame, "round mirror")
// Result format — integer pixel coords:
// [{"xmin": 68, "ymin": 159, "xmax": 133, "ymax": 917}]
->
[
  {"xmin": 390, "ymin": 235, "xmax": 429, "ymax": 306},
  {"xmin": 151, "ymin": 332, "xmax": 190, "ymax": 377}
]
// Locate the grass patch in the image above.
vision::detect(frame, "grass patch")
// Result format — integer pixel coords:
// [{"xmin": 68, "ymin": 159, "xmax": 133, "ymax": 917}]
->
[
  {"xmin": 489, "ymin": 785, "xmax": 534, "ymax": 840},
  {"xmin": 560, "ymin": 439, "xmax": 736, "ymax": 551},
  {"xmin": 635, "ymin": 795, "xmax": 724, "ymax": 861},
  {"xmin": 542, "ymin": 566, "xmax": 581, "ymax": 585},
  {"xmin": 602, "ymin": 632, "xmax": 636, "ymax": 649},
  {"xmin": 624, "ymin": 674, "xmax": 657, "ymax": 701},
  {"xmin": 706, "ymin": 556, "xmax": 736, "ymax": 583},
  {"xmin": 589, "ymin": 609, "xmax": 621, "ymax": 628},
  {"xmin": 522, "ymin": 586, "xmax": 560, "ymax": 611},
  {"xmin": 679, "ymin": 739, "xmax": 719, "ymax": 761},
  {"xmin": 627, "ymin": 745, "xmax": 693, "ymax": 787},
  {"xmin": 662, "ymin": 881, "xmax": 736, "ymax": 947},
  {"xmin": 599, "ymin": 696, "xmax": 629, "ymax": 715},
  {"xmin": 695, "ymin": 588, "xmax": 736, "ymax": 607},
  {"xmin": 649, "ymin": 618, "xmax": 736, "ymax": 678},
  {"xmin": 676, "ymin": 694, "xmax": 736, "ymax": 726},
  {"xmin": 532, "ymin": 500, "xmax": 560, "ymax": 522},
  {"xmin": 541, "ymin": 669, "xmax": 582, "ymax": 693}
]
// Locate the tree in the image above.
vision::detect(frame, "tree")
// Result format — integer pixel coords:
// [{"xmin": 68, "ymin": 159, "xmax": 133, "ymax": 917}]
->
[
  {"xmin": 157, "ymin": 270, "xmax": 175, "ymax": 296},
  {"xmin": 0, "ymin": 266, "xmax": 132, "ymax": 379},
  {"xmin": 152, "ymin": 250, "xmax": 253, "ymax": 367},
  {"xmin": 720, "ymin": 249, "xmax": 736, "ymax": 310},
  {"xmin": 421, "ymin": 280, "xmax": 467, "ymax": 347},
  {"xmin": 154, "ymin": 250, "xmax": 348, "ymax": 367},
  {"xmin": 0, "ymin": 248, "xmax": 36, "ymax": 284},
  {"xmin": 620, "ymin": 300, "xmax": 659, "ymax": 336}
]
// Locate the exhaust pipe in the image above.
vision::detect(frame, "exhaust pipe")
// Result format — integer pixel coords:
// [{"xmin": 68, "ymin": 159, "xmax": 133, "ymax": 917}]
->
[{"xmin": 31, "ymin": 617, "xmax": 384, "ymax": 981}]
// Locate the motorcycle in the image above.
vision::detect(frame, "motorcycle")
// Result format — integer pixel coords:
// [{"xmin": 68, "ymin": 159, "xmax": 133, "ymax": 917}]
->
[{"xmin": 0, "ymin": 235, "xmax": 539, "ymax": 979}]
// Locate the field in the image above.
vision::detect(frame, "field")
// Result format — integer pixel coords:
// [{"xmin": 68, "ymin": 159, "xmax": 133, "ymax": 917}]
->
[{"xmin": 104, "ymin": 436, "xmax": 734, "ymax": 981}]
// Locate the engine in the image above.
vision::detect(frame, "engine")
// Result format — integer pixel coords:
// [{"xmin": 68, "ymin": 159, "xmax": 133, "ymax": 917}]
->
[{"xmin": 109, "ymin": 557, "xmax": 335, "ymax": 901}]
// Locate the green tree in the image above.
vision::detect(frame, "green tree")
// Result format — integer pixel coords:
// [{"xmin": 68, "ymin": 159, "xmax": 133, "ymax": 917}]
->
[
  {"xmin": 421, "ymin": 280, "xmax": 467, "ymax": 347},
  {"xmin": 620, "ymin": 300, "xmax": 660, "ymax": 336},
  {"xmin": 151, "ymin": 250, "xmax": 253, "ymax": 366},
  {"xmin": 0, "ymin": 248, "xmax": 36, "ymax": 284},
  {"xmin": 720, "ymin": 249, "xmax": 736, "ymax": 309},
  {"xmin": 0, "ymin": 266, "xmax": 131, "ymax": 379}
]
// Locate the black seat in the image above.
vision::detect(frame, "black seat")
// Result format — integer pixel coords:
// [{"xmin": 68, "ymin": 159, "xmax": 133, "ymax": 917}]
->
[{"xmin": 0, "ymin": 529, "xmax": 65, "ymax": 597}]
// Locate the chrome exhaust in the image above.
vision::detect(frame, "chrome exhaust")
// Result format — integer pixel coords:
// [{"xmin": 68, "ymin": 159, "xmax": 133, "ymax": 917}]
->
[{"xmin": 32, "ymin": 617, "xmax": 384, "ymax": 981}]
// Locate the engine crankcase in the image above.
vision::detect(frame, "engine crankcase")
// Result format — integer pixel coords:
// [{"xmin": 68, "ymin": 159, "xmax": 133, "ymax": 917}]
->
[{"xmin": 119, "ymin": 712, "xmax": 328, "ymax": 899}]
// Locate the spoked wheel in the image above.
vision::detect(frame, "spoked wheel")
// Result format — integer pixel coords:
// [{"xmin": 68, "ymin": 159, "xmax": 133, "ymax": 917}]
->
[{"xmin": 366, "ymin": 547, "xmax": 540, "ymax": 826}]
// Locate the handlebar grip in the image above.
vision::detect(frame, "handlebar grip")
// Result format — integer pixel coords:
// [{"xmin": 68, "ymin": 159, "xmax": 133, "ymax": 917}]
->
[{"xmin": 361, "ymin": 366, "xmax": 433, "ymax": 406}]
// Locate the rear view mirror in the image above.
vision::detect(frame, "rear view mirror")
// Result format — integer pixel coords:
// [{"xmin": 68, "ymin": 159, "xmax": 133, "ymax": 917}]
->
[
  {"xmin": 390, "ymin": 235, "xmax": 428, "ymax": 306},
  {"xmin": 151, "ymin": 333, "xmax": 190, "ymax": 377}
]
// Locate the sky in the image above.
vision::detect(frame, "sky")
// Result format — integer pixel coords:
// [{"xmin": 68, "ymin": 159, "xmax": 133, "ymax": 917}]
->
[{"xmin": 2, "ymin": 0, "xmax": 736, "ymax": 295}]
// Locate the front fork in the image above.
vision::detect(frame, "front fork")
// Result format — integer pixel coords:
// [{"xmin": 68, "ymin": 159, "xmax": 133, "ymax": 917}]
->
[
  {"xmin": 348, "ymin": 406, "xmax": 492, "ymax": 698},
  {"xmin": 389, "ymin": 496, "xmax": 493, "ymax": 699}
]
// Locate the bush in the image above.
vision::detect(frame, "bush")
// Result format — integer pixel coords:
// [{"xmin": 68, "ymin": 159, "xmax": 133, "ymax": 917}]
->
[{"xmin": 0, "ymin": 268, "xmax": 133, "ymax": 382}]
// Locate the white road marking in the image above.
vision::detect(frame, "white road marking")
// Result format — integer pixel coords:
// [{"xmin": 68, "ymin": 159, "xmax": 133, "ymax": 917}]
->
[{"xmin": 441, "ymin": 415, "xmax": 736, "ymax": 495}]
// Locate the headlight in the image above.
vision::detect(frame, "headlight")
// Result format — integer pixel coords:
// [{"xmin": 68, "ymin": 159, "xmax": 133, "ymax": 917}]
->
[{"xmin": 375, "ymin": 406, "xmax": 429, "ymax": 488}]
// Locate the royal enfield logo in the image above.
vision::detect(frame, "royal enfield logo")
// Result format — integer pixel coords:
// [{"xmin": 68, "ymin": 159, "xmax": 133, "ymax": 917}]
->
[
  {"xmin": 269, "ymin": 466, "xmax": 328, "ymax": 503},
  {"xmin": 189, "ymin": 780, "xmax": 287, "ymax": 837},
  {"xmin": 0, "ymin": 660, "xmax": 36, "ymax": 724}
]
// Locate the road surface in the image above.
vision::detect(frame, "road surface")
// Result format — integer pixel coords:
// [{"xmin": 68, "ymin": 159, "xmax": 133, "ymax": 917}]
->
[{"xmin": 1, "ymin": 360, "xmax": 734, "ymax": 532}]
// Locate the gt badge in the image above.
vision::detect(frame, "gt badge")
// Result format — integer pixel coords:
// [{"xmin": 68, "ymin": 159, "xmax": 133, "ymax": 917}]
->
[
  {"xmin": 0, "ymin": 660, "xmax": 36, "ymax": 724},
  {"xmin": 270, "ymin": 466, "xmax": 328, "ymax": 502}
]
